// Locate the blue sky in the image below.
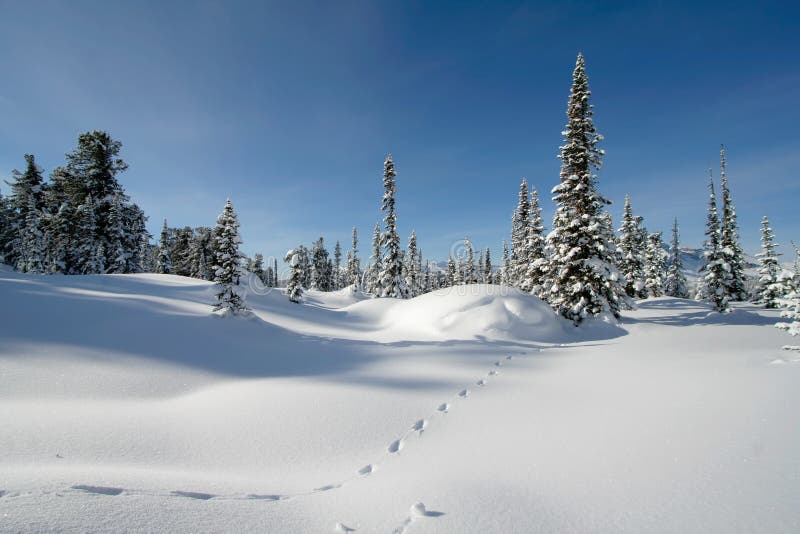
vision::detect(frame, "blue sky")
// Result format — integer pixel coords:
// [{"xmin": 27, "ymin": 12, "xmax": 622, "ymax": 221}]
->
[{"xmin": 1, "ymin": 0, "xmax": 798, "ymax": 265}]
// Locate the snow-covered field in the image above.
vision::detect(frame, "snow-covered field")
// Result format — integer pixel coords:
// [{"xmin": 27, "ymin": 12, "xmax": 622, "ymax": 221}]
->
[{"xmin": 1, "ymin": 271, "xmax": 798, "ymax": 533}]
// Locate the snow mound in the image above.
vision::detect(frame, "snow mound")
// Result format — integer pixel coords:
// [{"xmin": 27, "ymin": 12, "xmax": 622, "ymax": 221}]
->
[{"xmin": 344, "ymin": 284, "xmax": 580, "ymax": 343}]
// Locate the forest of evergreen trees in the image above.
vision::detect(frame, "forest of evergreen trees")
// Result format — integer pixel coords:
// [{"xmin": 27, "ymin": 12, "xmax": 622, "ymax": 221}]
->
[{"xmin": 1, "ymin": 54, "xmax": 797, "ymax": 334}]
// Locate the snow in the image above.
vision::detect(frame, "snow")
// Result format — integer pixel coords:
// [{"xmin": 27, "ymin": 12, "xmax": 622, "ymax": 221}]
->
[{"xmin": 1, "ymin": 271, "xmax": 799, "ymax": 532}]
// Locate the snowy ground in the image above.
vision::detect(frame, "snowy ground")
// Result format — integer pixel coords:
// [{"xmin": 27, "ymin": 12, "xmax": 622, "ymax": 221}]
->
[{"xmin": 1, "ymin": 271, "xmax": 798, "ymax": 533}]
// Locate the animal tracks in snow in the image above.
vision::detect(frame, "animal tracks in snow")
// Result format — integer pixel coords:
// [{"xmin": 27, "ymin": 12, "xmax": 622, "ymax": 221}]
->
[
  {"xmin": 15, "ymin": 351, "xmax": 531, "ymax": 533},
  {"xmin": 71, "ymin": 485, "xmax": 124, "ymax": 496},
  {"xmin": 172, "ymin": 490, "xmax": 216, "ymax": 500},
  {"xmin": 392, "ymin": 502, "xmax": 446, "ymax": 533},
  {"xmin": 358, "ymin": 464, "xmax": 376, "ymax": 475},
  {"xmin": 411, "ymin": 419, "xmax": 428, "ymax": 434},
  {"xmin": 388, "ymin": 439, "xmax": 404, "ymax": 454}
]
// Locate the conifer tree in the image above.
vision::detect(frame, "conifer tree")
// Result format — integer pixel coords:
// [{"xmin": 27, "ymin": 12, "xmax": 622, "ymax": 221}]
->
[
  {"xmin": 364, "ymin": 222, "xmax": 382, "ymax": 295},
  {"xmin": 664, "ymin": 219, "xmax": 690, "ymax": 298},
  {"xmin": 510, "ymin": 178, "xmax": 530, "ymax": 286},
  {"xmin": 75, "ymin": 196, "xmax": 100, "ymax": 274},
  {"xmin": 348, "ymin": 226, "xmax": 361, "ymax": 291},
  {"xmin": 18, "ymin": 197, "xmax": 44, "ymax": 273},
  {"xmin": 463, "ymin": 237, "xmax": 476, "ymax": 284},
  {"xmin": 617, "ymin": 194, "xmax": 647, "ymax": 298},
  {"xmin": 251, "ymin": 253, "xmax": 266, "ymax": 282},
  {"xmin": 447, "ymin": 256, "xmax": 457, "ymax": 287},
  {"xmin": 333, "ymin": 240, "xmax": 342, "ymax": 290},
  {"xmin": 405, "ymin": 230, "xmax": 421, "ymax": 296},
  {"xmin": 284, "ymin": 248, "xmax": 304, "ymax": 303},
  {"xmin": 156, "ymin": 219, "xmax": 172, "ymax": 274},
  {"xmin": 500, "ymin": 240, "xmax": 511, "ymax": 285},
  {"xmin": 522, "ymin": 186, "xmax": 547, "ymax": 294},
  {"xmin": 378, "ymin": 155, "xmax": 409, "ymax": 298},
  {"xmin": 695, "ymin": 174, "xmax": 729, "ymax": 312},
  {"xmin": 106, "ymin": 194, "xmax": 127, "ymax": 273},
  {"xmin": 212, "ymin": 199, "xmax": 247, "ymax": 314},
  {"xmin": 48, "ymin": 198, "xmax": 75, "ymax": 274},
  {"xmin": 718, "ymin": 145, "xmax": 748, "ymax": 301},
  {"xmin": 754, "ymin": 216, "xmax": 783, "ymax": 308},
  {"xmin": 644, "ymin": 232, "xmax": 667, "ymax": 297},
  {"xmin": 544, "ymin": 53, "xmax": 627, "ymax": 323},
  {"xmin": 484, "ymin": 248, "xmax": 492, "ymax": 284},
  {"xmin": 310, "ymin": 237, "xmax": 331, "ymax": 291}
]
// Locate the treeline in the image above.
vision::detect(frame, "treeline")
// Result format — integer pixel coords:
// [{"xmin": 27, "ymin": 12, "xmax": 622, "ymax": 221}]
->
[{"xmin": 1, "ymin": 131, "xmax": 148, "ymax": 274}]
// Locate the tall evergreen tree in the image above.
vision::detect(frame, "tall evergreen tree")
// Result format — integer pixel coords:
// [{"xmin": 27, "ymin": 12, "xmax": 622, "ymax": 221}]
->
[
  {"xmin": 284, "ymin": 248, "xmax": 304, "ymax": 303},
  {"xmin": 484, "ymin": 248, "xmax": 492, "ymax": 284},
  {"xmin": 17, "ymin": 197, "xmax": 44, "ymax": 273},
  {"xmin": 718, "ymin": 145, "xmax": 748, "ymax": 301},
  {"xmin": 754, "ymin": 216, "xmax": 784, "ymax": 308},
  {"xmin": 695, "ymin": 174, "xmax": 729, "ymax": 312},
  {"xmin": 212, "ymin": 199, "xmax": 247, "ymax": 314},
  {"xmin": 364, "ymin": 222, "xmax": 382, "ymax": 295},
  {"xmin": 664, "ymin": 219, "xmax": 690, "ymax": 298},
  {"xmin": 500, "ymin": 240, "xmax": 511, "ymax": 285},
  {"xmin": 333, "ymin": 240, "xmax": 342, "ymax": 290},
  {"xmin": 510, "ymin": 178, "xmax": 530, "ymax": 286},
  {"xmin": 378, "ymin": 155, "xmax": 409, "ymax": 298},
  {"xmin": 617, "ymin": 194, "xmax": 647, "ymax": 298},
  {"xmin": 105, "ymin": 194, "xmax": 127, "ymax": 273},
  {"xmin": 75, "ymin": 196, "xmax": 101, "ymax": 274},
  {"xmin": 405, "ymin": 230, "xmax": 421, "ymax": 296},
  {"xmin": 446, "ymin": 256, "xmax": 457, "ymax": 287},
  {"xmin": 156, "ymin": 219, "xmax": 172, "ymax": 274},
  {"xmin": 644, "ymin": 232, "xmax": 667, "ymax": 297},
  {"xmin": 522, "ymin": 186, "xmax": 547, "ymax": 294},
  {"xmin": 463, "ymin": 237, "xmax": 476, "ymax": 284},
  {"xmin": 544, "ymin": 53, "xmax": 627, "ymax": 323},
  {"xmin": 310, "ymin": 237, "xmax": 331, "ymax": 291},
  {"xmin": 347, "ymin": 226, "xmax": 361, "ymax": 291}
]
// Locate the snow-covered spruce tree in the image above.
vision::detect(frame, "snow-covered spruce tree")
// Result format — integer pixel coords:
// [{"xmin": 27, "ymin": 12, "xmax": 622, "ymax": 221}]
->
[
  {"xmin": 664, "ymin": 218, "xmax": 690, "ymax": 298},
  {"xmin": 644, "ymin": 232, "xmax": 667, "ymax": 298},
  {"xmin": 364, "ymin": 222, "xmax": 382, "ymax": 295},
  {"xmin": 500, "ymin": 240, "xmax": 511, "ymax": 285},
  {"xmin": 695, "ymin": 175, "xmax": 730, "ymax": 312},
  {"xmin": 423, "ymin": 261, "xmax": 431, "ymax": 293},
  {"xmin": 484, "ymin": 248, "xmax": 492, "ymax": 284},
  {"xmin": 378, "ymin": 155, "xmax": 409, "ymax": 298},
  {"xmin": 212, "ymin": 199, "xmax": 247, "ymax": 315},
  {"xmin": 616, "ymin": 194, "xmax": 646, "ymax": 298},
  {"xmin": 18, "ymin": 197, "xmax": 45, "ymax": 273},
  {"xmin": 347, "ymin": 226, "xmax": 361, "ymax": 291},
  {"xmin": 718, "ymin": 145, "xmax": 748, "ymax": 302},
  {"xmin": 544, "ymin": 53, "xmax": 627, "ymax": 323},
  {"xmin": 310, "ymin": 237, "xmax": 331, "ymax": 291},
  {"xmin": 46, "ymin": 198, "xmax": 75, "ymax": 274},
  {"xmin": 106, "ymin": 194, "xmax": 127, "ymax": 273},
  {"xmin": 521, "ymin": 186, "xmax": 547, "ymax": 294},
  {"xmin": 510, "ymin": 178, "xmax": 530, "ymax": 287},
  {"xmin": 405, "ymin": 230, "xmax": 421, "ymax": 296},
  {"xmin": 446, "ymin": 256, "xmax": 456, "ymax": 287},
  {"xmin": 754, "ymin": 216, "xmax": 783, "ymax": 308},
  {"xmin": 250, "ymin": 253, "xmax": 266, "ymax": 282},
  {"xmin": 5, "ymin": 154, "xmax": 45, "ymax": 267},
  {"xmin": 156, "ymin": 219, "xmax": 172, "ymax": 274},
  {"xmin": 333, "ymin": 241, "xmax": 342, "ymax": 290},
  {"xmin": 74, "ymin": 195, "xmax": 101, "ymax": 274},
  {"xmin": 464, "ymin": 237, "xmax": 477, "ymax": 284},
  {"xmin": 284, "ymin": 248, "xmax": 304, "ymax": 303}
]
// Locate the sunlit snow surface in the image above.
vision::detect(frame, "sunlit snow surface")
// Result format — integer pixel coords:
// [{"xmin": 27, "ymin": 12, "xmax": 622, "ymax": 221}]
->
[{"xmin": 1, "ymin": 270, "xmax": 798, "ymax": 533}]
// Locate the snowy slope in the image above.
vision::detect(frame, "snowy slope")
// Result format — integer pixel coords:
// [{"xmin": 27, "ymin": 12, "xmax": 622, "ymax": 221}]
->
[{"xmin": 1, "ymin": 272, "xmax": 798, "ymax": 533}]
